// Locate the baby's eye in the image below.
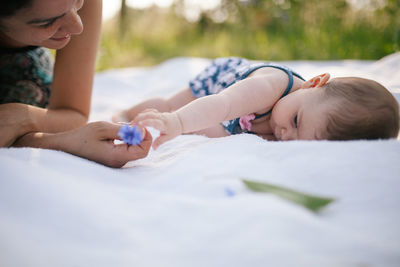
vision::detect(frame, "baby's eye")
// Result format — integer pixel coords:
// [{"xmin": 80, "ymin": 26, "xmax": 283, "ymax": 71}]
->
[{"xmin": 293, "ymin": 115, "xmax": 298, "ymax": 127}]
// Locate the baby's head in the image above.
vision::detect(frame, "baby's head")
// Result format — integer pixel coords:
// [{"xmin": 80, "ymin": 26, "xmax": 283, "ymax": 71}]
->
[{"xmin": 320, "ymin": 77, "xmax": 399, "ymax": 140}]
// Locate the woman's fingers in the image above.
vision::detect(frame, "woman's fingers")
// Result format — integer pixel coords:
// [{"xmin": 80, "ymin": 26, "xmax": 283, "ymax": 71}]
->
[
  {"xmin": 89, "ymin": 121, "xmax": 127, "ymax": 140},
  {"xmin": 123, "ymin": 128, "xmax": 153, "ymax": 158},
  {"xmin": 102, "ymin": 127, "xmax": 153, "ymax": 167},
  {"xmin": 136, "ymin": 127, "xmax": 153, "ymax": 150}
]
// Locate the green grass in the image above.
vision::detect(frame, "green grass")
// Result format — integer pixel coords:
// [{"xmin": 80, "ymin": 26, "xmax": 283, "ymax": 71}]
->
[{"xmin": 97, "ymin": 0, "xmax": 399, "ymax": 70}]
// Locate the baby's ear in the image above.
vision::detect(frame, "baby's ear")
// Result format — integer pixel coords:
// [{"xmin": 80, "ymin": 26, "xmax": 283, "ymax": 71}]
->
[{"xmin": 302, "ymin": 73, "xmax": 330, "ymax": 89}]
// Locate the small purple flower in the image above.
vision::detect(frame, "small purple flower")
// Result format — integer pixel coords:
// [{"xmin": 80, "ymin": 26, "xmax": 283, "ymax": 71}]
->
[
  {"xmin": 225, "ymin": 187, "xmax": 236, "ymax": 197},
  {"xmin": 118, "ymin": 124, "xmax": 143, "ymax": 146}
]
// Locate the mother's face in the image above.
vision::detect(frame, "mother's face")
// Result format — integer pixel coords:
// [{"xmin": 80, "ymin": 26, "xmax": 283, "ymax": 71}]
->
[{"xmin": 0, "ymin": 0, "xmax": 84, "ymax": 49}]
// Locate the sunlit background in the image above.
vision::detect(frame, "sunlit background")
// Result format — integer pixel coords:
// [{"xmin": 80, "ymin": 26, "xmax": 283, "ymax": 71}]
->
[
  {"xmin": 98, "ymin": 0, "xmax": 399, "ymax": 70},
  {"xmin": 103, "ymin": 0, "xmax": 220, "ymax": 21}
]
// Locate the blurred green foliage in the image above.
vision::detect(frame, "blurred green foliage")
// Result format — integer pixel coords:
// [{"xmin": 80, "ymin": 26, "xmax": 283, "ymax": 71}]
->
[{"xmin": 97, "ymin": 0, "xmax": 399, "ymax": 70}]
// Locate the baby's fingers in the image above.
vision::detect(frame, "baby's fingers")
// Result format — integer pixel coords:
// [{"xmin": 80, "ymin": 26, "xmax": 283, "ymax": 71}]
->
[
  {"xmin": 112, "ymin": 110, "xmax": 129, "ymax": 123},
  {"xmin": 134, "ymin": 110, "xmax": 160, "ymax": 123},
  {"xmin": 138, "ymin": 119, "xmax": 167, "ymax": 133},
  {"xmin": 141, "ymin": 108, "xmax": 159, "ymax": 113},
  {"xmin": 153, "ymin": 134, "xmax": 172, "ymax": 150}
]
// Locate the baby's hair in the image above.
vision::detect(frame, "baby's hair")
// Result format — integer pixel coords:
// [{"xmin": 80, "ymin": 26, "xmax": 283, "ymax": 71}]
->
[{"xmin": 321, "ymin": 77, "xmax": 399, "ymax": 140}]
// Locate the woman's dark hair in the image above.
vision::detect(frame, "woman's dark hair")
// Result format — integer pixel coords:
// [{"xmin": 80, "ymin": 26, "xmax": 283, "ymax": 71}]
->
[{"xmin": 0, "ymin": 0, "xmax": 34, "ymax": 18}]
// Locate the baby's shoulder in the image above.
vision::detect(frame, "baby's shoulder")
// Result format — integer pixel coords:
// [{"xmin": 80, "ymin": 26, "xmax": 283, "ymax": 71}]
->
[
  {"xmin": 248, "ymin": 65, "xmax": 299, "ymax": 84},
  {"xmin": 248, "ymin": 66, "xmax": 284, "ymax": 77},
  {"xmin": 249, "ymin": 66, "xmax": 304, "ymax": 90},
  {"xmin": 247, "ymin": 68, "xmax": 291, "ymax": 89}
]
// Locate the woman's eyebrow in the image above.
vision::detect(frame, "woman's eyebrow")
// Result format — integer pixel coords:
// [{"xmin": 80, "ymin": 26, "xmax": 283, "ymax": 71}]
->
[{"xmin": 27, "ymin": 13, "xmax": 66, "ymax": 24}]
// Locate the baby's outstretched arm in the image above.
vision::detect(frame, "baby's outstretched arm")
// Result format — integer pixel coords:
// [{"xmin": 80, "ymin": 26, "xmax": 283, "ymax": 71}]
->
[
  {"xmin": 135, "ymin": 109, "xmax": 183, "ymax": 149},
  {"xmin": 113, "ymin": 89, "xmax": 196, "ymax": 123},
  {"xmin": 136, "ymin": 72, "xmax": 289, "ymax": 148}
]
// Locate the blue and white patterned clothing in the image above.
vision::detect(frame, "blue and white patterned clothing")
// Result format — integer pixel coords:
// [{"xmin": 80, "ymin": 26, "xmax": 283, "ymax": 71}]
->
[
  {"xmin": 189, "ymin": 57, "xmax": 305, "ymax": 134},
  {"xmin": 0, "ymin": 46, "xmax": 53, "ymax": 108}
]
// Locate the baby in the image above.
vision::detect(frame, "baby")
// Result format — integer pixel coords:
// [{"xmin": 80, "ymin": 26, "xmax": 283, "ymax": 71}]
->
[{"xmin": 113, "ymin": 57, "xmax": 399, "ymax": 149}]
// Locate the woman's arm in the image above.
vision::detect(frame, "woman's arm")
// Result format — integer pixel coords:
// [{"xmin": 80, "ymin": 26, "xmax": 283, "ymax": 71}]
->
[
  {"xmin": 0, "ymin": 103, "xmax": 87, "ymax": 147},
  {"xmin": 0, "ymin": 0, "xmax": 102, "ymax": 147},
  {"xmin": 13, "ymin": 121, "xmax": 153, "ymax": 168},
  {"xmin": 50, "ymin": 0, "xmax": 102, "ymax": 119}
]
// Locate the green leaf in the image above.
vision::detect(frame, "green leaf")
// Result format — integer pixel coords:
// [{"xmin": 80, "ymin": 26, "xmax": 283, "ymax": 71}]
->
[{"xmin": 242, "ymin": 179, "xmax": 335, "ymax": 212}]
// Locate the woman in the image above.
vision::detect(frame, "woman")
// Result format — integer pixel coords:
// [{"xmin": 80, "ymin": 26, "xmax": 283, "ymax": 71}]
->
[{"xmin": 0, "ymin": 0, "xmax": 152, "ymax": 168}]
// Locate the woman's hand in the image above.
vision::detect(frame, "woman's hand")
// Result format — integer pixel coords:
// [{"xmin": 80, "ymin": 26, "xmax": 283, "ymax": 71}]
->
[
  {"xmin": 0, "ymin": 103, "xmax": 35, "ymax": 147},
  {"xmin": 134, "ymin": 109, "xmax": 183, "ymax": 149},
  {"xmin": 62, "ymin": 121, "xmax": 153, "ymax": 168},
  {"xmin": 14, "ymin": 121, "xmax": 153, "ymax": 168}
]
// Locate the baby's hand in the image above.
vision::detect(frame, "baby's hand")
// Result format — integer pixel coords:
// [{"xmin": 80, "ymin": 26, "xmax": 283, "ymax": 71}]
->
[{"xmin": 134, "ymin": 109, "xmax": 183, "ymax": 149}]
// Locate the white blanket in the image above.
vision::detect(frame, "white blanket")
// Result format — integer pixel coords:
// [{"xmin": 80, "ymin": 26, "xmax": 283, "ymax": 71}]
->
[{"xmin": 1, "ymin": 54, "xmax": 400, "ymax": 267}]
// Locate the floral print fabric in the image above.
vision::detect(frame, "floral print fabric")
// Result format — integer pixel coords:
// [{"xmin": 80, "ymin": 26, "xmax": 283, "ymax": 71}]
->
[{"xmin": 0, "ymin": 47, "xmax": 53, "ymax": 108}]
